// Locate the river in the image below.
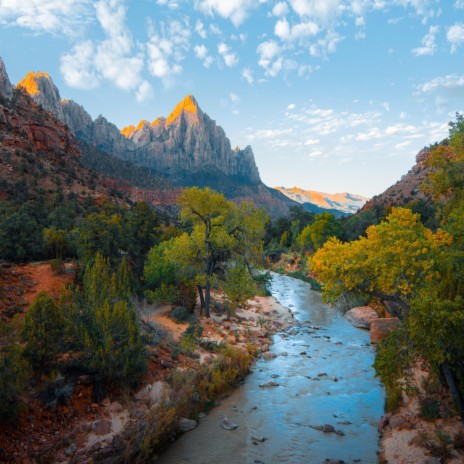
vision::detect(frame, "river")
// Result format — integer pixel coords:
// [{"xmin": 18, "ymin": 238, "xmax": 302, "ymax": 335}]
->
[{"xmin": 157, "ymin": 273, "xmax": 385, "ymax": 464}]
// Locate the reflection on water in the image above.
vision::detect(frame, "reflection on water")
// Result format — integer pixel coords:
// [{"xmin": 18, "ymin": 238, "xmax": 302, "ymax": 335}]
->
[{"xmin": 157, "ymin": 273, "xmax": 385, "ymax": 464}]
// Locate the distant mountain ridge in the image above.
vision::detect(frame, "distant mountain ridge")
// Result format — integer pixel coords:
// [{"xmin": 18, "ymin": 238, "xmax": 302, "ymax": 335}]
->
[
  {"xmin": 16, "ymin": 70, "xmax": 293, "ymax": 216},
  {"xmin": 275, "ymin": 186, "xmax": 369, "ymax": 215}
]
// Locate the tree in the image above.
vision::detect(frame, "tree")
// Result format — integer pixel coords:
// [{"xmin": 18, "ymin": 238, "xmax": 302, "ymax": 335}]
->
[
  {"xmin": 22, "ymin": 291, "xmax": 66, "ymax": 367},
  {"xmin": 310, "ymin": 208, "xmax": 450, "ymax": 316},
  {"xmin": 123, "ymin": 202, "xmax": 159, "ymax": 276},
  {"xmin": 153, "ymin": 187, "xmax": 267, "ymax": 317},
  {"xmin": 0, "ymin": 345, "xmax": 31, "ymax": 422}
]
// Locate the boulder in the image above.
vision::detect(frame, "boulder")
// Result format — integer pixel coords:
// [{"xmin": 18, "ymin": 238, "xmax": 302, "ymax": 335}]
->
[
  {"xmin": 370, "ymin": 317, "xmax": 401, "ymax": 343},
  {"xmin": 259, "ymin": 380, "xmax": 279, "ymax": 388},
  {"xmin": 344, "ymin": 306, "xmax": 378, "ymax": 329},
  {"xmin": 262, "ymin": 351, "xmax": 277, "ymax": 361},
  {"xmin": 221, "ymin": 416, "xmax": 238, "ymax": 430},
  {"xmin": 178, "ymin": 418, "xmax": 197, "ymax": 432}
]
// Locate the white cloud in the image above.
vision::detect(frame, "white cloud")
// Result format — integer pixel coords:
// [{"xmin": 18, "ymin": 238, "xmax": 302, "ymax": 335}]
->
[
  {"xmin": 309, "ymin": 31, "xmax": 343, "ymax": 57},
  {"xmin": 195, "ymin": 19, "xmax": 207, "ymax": 38},
  {"xmin": 146, "ymin": 18, "xmax": 191, "ymax": 86},
  {"xmin": 400, "ymin": 111, "xmax": 407, "ymax": 119},
  {"xmin": 381, "ymin": 101, "xmax": 390, "ymax": 112},
  {"xmin": 257, "ymin": 40, "xmax": 283, "ymax": 76},
  {"xmin": 194, "ymin": 44, "xmax": 214, "ymax": 67},
  {"xmin": 156, "ymin": 0, "xmax": 181, "ymax": 9},
  {"xmin": 194, "ymin": 0, "xmax": 260, "ymax": 26},
  {"xmin": 230, "ymin": 92, "xmax": 240, "ymax": 103},
  {"xmin": 135, "ymin": 80, "xmax": 154, "ymax": 103},
  {"xmin": 60, "ymin": 0, "xmax": 148, "ymax": 99},
  {"xmin": 411, "ymin": 25, "xmax": 439, "ymax": 56},
  {"xmin": 242, "ymin": 67, "xmax": 254, "ymax": 84},
  {"xmin": 218, "ymin": 42, "xmax": 239, "ymax": 67},
  {"xmin": 0, "ymin": 0, "xmax": 93, "ymax": 36},
  {"xmin": 394, "ymin": 140, "xmax": 412, "ymax": 149},
  {"xmin": 447, "ymin": 23, "xmax": 464, "ymax": 53},
  {"xmin": 288, "ymin": 103, "xmax": 296, "ymax": 110},
  {"xmin": 416, "ymin": 74, "xmax": 464, "ymax": 93},
  {"xmin": 274, "ymin": 18, "xmax": 319, "ymax": 42},
  {"xmin": 455, "ymin": 0, "xmax": 464, "ymax": 8},
  {"xmin": 272, "ymin": 1, "xmax": 289, "ymax": 16},
  {"xmin": 289, "ymin": 0, "xmax": 342, "ymax": 25}
]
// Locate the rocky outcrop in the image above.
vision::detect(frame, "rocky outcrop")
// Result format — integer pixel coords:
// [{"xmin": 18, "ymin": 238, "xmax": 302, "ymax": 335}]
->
[
  {"xmin": 370, "ymin": 317, "xmax": 401, "ymax": 343},
  {"xmin": 344, "ymin": 306, "xmax": 379, "ymax": 329},
  {"xmin": 0, "ymin": 57, "xmax": 12, "ymax": 100},
  {"xmin": 17, "ymin": 72, "xmax": 65, "ymax": 121},
  {"xmin": 360, "ymin": 148, "xmax": 432, "ymax": 212},
  {"xmin": 121, "ymin": 95, "xmax": 261, "ymax": 185}
]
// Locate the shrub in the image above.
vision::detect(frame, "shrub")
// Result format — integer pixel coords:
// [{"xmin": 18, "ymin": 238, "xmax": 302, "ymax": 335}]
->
[
  {"xmin": 170, "ymin": 306, "xmax": 192, "ymax": 323},
  {"xmin": 50, "ymin": 258, "xmax": 65, "ymax": 275},
  {"xmin": 419, "ymin": 397, "xmax": 441, "ymax": 421},
  {"xmin": 0, "ymin": 345, "xmax": 31, "ymax": 422}
]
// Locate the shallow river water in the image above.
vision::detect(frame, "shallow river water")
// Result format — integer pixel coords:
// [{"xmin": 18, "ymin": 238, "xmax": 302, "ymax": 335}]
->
[{"xmin": 157, "ymin": 273, "xmax": 385, "ymax": 464}]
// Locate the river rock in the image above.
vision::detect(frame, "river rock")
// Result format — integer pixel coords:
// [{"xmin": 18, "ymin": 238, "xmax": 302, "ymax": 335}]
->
[
  {"xmin": 322, "ymin": 424, "xmax": 335, "ymax": 433},
  {"xmin": 262, "ymin": 351, "xmax": 277, "ymax": 361},
  {"xmin": 377, "ymin": 413, "xmax": 391, "ymax": 431},
  {"xmin": 221, "ymin": 416, "xmax": 238, "ymax": 430},
  {"xmin": 259, "ymin": 381, "xmax": 279, "ymax": 388},
  {"xmin": 370, "ymin": 317, "xmax": 402, "ymax": 343},
  {"xmin": 344, "ymin": 306, "xmax": 378, "ymax": 329},
  {"xmin": 178, "ymin": 418, "xmax": 197, "ymax": 432},
  {"xmin": 323, "ymin": 460, "xmax": 346, "ymax": 464}
]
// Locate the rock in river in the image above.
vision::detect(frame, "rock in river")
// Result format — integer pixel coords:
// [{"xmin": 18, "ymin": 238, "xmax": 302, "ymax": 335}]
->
[
  {"xmin": 344, "ymin": 306, "xmax": 378, "ymax": 329},
  {"xmin": 179, "ymin": 418, "xmax": 197, "ymax": 432},
  {"xmin": 221, "ymin": 416, "xmax": 238, "ymax": 430}
]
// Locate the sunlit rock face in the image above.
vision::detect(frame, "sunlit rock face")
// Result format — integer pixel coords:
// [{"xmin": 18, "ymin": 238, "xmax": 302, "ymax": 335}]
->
[
  {"xmin": 0, "ymin": 58, "xmax": 12, "ymax": 100},
  {"xmin": 17, "ymin": 72, "xmax": 65, "ymax": 121},
  {"xmin": 19, "ymin": 74, "xmax": 261, "ymax": 186},
  {"xmin": 120, "ymin": 95, "xmax": 261, "ymax": 184}
]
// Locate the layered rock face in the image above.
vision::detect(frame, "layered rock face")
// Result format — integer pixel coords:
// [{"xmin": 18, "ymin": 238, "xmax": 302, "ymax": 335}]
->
[
  {"xmin": 17, "ymin": 73, "xmax": 261, "ymax": 186},
  {"xmin": 0, "ymin": 58, "xmax": 12, "ymax": 100},
  {"xmin": 120, "ymin": 95, "xmax": 261, "ymax": 184}
]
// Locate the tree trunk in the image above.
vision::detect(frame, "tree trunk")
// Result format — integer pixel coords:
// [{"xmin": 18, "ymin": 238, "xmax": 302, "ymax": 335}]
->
[
  {"xmin": 197, "ymin": 285, "xmax": 205, "ymax": 317},
  {"xmin": 442, "ymin": 362, "xmax": 464, "ymax": 421},
  {"xmin": 205, "ymin": 280, "xmax": 211, "ymax": 318}
]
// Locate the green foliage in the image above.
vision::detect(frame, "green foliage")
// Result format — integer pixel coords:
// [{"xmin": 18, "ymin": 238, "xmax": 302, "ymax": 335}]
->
[
  {"xmin": 223, "ymin": 267, "xmax": 256, "ymax": 308},
  {"xmin": 22, "ymin": 291, "xmax": 66, "ymax": 367},
  {"xmin": 419, "ymin": 397, "xmax": 441, "ymax": 421},
  {"xmin": 170, "ymin": 306, "xmax": 193, "ymax": 323},
  {"xmin": 43, "ymin": 227, "xmax": 69, "ymax": 259},
  {"xmin": 146, "ymin": 187, "xmax": 267, "ymax": 317},
  {"xmin": 0, "ymin": 345, "xmax": 31, "ymax": 422},
  {"xmin": 73, "ymin": 255, "xmax": 145, "ymax": 386}
]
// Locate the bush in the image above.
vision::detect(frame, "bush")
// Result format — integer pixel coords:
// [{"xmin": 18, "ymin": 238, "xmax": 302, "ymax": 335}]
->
[
  {"xmin": 419, "ymin": 397, "xmax": 441, "ymax": 421},
  {"xmin": 0, "ymin": 345, "xmax": 31, "ymax": 422},
  {"xmin": 50, "ymin": 258, "xmax": 65, "ymax": 275},
  {"xmin": 170, "ymin": 306, "xmax": 192, "ymax": 323}
]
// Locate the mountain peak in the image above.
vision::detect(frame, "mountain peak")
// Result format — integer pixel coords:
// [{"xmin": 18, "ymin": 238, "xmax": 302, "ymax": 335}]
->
[
  {"xmin": 17, "ymin": 71, "xmax": 64, "ymax": 120},
  {"xmin": 17, "ymin": 71, "xmax": 53, "ymax": 96},
  {"xmin": 166, "ymin": 94, "xmax": 201, "ymax": 125}
]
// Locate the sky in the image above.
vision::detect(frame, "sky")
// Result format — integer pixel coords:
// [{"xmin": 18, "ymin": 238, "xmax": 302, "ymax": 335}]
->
[{"xmin": 1, "ymin": 0, "xmax": 464, "ymax": 198}]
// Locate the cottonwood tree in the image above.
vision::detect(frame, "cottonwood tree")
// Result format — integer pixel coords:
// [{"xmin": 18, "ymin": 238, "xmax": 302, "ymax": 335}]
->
[{"xmin": 146, "ymin": 187, "xmax": 267, "ymax": 317}]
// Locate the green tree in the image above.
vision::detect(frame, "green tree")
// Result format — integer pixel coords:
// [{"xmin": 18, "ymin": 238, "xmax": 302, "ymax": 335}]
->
[
  {"xmin": 22, "ymin": 291, "xmax": 66, "ymax": 367},
  {"xmin": 155, "ymin": 187, "xmax": 266, "ymax": 317},
  {"xmin": 0, "ymin": 345, "xmax": 31, "ymax": 422},
  {"xmin": 123, "ymin": 202, "xmax": 159, "ymax": 275}
]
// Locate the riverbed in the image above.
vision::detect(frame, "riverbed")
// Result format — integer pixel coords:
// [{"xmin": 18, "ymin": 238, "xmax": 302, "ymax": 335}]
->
[{"xmin": 157, "ymin": 273, "xmax": 385, "ymax": 464}]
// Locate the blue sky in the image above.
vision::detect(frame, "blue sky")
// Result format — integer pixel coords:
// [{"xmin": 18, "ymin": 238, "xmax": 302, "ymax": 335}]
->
[{"xmin": 1, "ymin": 0, "xmax": 464, "ymax": 197}]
